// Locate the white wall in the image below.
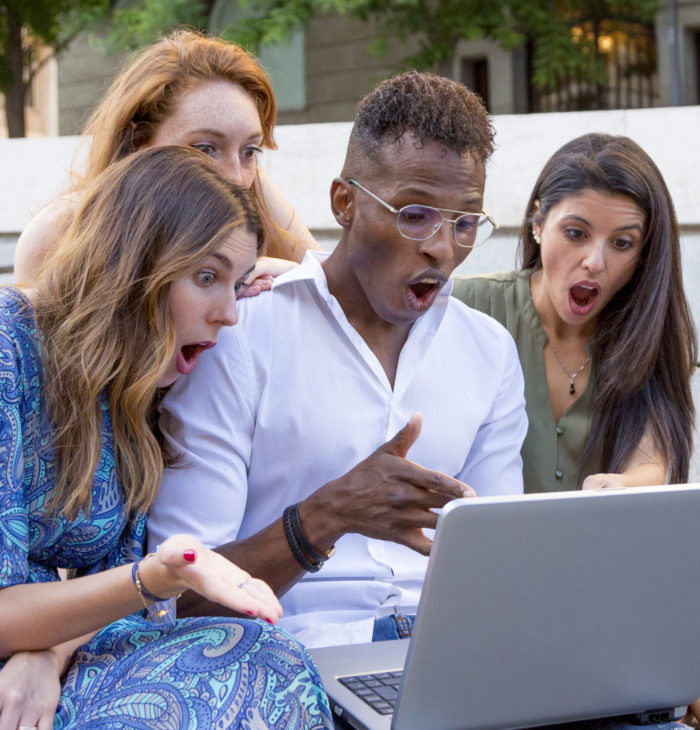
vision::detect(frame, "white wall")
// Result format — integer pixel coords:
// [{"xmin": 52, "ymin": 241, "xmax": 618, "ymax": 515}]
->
[
  {"xmin": 264, "ymin": 106, "xmax": 700, "ymax": 233},
  {"xmin": 3, "ymin": 105, "xmax": 699, "ymax": 239}
]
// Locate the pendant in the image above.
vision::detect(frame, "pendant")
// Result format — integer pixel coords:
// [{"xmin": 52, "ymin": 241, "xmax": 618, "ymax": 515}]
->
[{"xmin": 569, "ymin": 379, "xmax": 575, "ymax": 395}]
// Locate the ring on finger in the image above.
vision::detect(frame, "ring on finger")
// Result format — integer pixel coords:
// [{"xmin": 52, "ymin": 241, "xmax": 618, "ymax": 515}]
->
[{"xmin": 19, "ymin": 725, "xmax": 39, "ymax": 730}]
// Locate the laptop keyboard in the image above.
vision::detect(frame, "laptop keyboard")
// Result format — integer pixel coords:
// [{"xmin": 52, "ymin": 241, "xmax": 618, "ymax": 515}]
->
[{"xmin": 338, "ymin": 671, "xmax": 403, "ymax": 715}]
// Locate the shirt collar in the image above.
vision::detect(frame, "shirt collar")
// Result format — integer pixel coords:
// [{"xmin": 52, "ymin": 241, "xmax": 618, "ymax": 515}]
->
[{"xmin": 271, "ymin": 249, "xmax": 330, "ymax": 289}]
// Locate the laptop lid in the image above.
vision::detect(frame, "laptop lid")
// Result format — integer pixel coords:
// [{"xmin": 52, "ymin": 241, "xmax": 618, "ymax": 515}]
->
[{"xmin": 313, "ymin": 485, "xmax": 700, "ymax": 730}]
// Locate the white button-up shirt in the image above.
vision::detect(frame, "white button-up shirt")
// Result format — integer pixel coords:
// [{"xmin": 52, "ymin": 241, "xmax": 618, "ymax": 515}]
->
[{"xmin": 149, "ymin": 252, "xmax": 527, "ymax": 647}]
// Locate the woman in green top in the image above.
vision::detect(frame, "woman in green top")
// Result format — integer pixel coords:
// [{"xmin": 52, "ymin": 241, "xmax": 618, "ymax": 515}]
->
[{"xmin": 453, "ymin": 132, "xmax": 696, "ymax": 494}]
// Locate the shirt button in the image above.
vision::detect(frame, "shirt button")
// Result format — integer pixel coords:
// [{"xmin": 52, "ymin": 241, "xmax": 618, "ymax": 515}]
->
[
  {"xmin": 555, "ymin": 470, "xmax": 563, "ymax": 479},
  {"xmin": 555, "ymin": 426, "xmax": 563, "ymax": 435}
]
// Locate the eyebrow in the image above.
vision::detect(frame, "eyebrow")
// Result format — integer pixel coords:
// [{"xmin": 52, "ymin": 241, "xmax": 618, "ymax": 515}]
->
[
  {"xmin": 188, "ymin": 127, "xmax": 264, "ymax": 143},
  {"xmin": 563, "ymin": 214, "xmax": 644, "ymax": 232},
  {"xmin": 209, "ymin": 255, "xmax": 256, "ymax": 282},
  {"xmin": 212, "ymin": 252, "xmax": 233, "ymax": 271},
  {"xmin": 398, "ymin": 186, "xmax": 483, "ymax": 210}
]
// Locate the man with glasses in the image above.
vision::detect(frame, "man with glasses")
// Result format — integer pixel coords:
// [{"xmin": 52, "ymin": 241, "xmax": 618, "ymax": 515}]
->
[{"xmin": 149, "ymin": 70, "xmax": 527, "ymax": 647}]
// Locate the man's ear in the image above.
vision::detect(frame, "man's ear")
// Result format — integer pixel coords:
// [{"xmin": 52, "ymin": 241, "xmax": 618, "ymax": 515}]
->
[{"xmin": 330, "ymin": 177, "xmax": 354, "ymax": 227}]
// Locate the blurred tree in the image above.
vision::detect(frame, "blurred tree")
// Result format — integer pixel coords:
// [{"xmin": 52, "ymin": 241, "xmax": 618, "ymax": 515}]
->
[
  {"xmin": 0, "ymin": 0, "xmax": 207, "ymax": 137},
  {"xmin": 1, "ymin": 0, "xmax": 108, "ymax": 136}
]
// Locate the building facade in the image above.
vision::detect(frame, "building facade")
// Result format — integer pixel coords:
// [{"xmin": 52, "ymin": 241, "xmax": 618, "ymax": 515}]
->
[
  {"xmin": 3, "ymin": 1, "xmax": 699, "ymax": 135},
  {"xmin": 46, "ymin": 0, "xmax": 700, "ymax": 135}
]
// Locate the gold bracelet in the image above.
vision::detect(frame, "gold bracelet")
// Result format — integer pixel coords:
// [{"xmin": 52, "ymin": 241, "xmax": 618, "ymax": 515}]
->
[{"xmin": 131, "ymin": 552, "xmax": 181, "ymax": 620}]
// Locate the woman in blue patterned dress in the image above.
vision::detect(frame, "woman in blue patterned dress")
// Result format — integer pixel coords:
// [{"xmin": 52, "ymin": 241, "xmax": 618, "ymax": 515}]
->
[{"xmin": 0, "ymin": 146, "xmax": 333, "ymax": 730}]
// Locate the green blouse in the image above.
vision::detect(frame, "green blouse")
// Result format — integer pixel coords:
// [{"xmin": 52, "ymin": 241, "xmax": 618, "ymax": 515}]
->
[{"xmin": 452, "ymin": 271, "xmax": 600, "ymax": 493}]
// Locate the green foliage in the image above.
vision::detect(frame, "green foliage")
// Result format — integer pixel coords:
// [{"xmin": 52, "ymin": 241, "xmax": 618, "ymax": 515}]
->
[
  {"xmin": 0, "ymin": 0, "xmax": 110, "ymax": 92},
  {"xmin": 221, "ymin": 0, "xmax": 327, "ymax": 50},
  {"xmin": 219, "ymin": 0, "xmax": 659, "ymax": 101},
  {"xmin": 0, "ymin": 0, "xmax": 662, "ymax": 135},
  {"xmin": 0, "ymin": 0, "xmax": 207, "ymax": 135},
  {"xmin": 0, "ymin": 0, "xmax": 109, "ymax": 49},
  {"xmin": 102, "ymin": 0, "xmax": 208, "ymax": 53},
  {"xmin": 1, "ymin": 0, "xmax": 113, "ymax": 134}
]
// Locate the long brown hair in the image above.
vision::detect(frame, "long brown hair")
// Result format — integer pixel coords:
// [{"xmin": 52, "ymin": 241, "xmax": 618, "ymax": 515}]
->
[
  {"xmin": 76, "ymin": 29, "xmax": 299, "ymax": 260},
  {"xmin": 32, "ymin": 146, "xmax": 263, "ymax": 519},
  {"xmin": 519, "ymin": 133, "xmax": 697, "ymax": 481}
]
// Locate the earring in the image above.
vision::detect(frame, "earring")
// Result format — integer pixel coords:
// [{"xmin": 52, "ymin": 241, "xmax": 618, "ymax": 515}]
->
[{"xmin": 533, "ymin": 229, "xmax": 541, "ymax": 245}]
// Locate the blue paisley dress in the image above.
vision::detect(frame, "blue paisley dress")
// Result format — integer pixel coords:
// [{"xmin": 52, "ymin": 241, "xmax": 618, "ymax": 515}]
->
[{"xmin": 0, "ymin": 288, "xmax": 333, "ymax": 730}]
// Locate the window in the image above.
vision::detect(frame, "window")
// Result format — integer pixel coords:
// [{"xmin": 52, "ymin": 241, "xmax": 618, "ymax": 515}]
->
[
  {"xmin": 460, "ymin": 57, "xmax": 489, "ymax": 108},
  {"xmin": 209, "ymin": 0, "xmax": 306, "ymax": 111}
]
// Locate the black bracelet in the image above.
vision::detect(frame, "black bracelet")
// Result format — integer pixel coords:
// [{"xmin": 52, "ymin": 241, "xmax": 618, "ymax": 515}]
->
[
  {"xmin": 283, "ymin": 505, "xmax": 321, "ymax": 573},
  {"xmin": 288, "ymin": 502, "xmax": 335, "ymax": 565}
]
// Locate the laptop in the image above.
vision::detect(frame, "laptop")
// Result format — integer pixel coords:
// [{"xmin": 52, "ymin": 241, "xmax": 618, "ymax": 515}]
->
[{"xmin": 311, "ymin": 485, "xmax": 700, "ymax": 730}]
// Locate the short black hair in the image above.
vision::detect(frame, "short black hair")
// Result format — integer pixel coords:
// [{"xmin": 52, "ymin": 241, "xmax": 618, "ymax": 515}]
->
[{"xmin": 346, "ymin": 70, "xmax": 494, "ymax": 170}]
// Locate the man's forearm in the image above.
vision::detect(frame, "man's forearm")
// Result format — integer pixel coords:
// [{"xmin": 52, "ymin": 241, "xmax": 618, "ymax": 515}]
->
[{"xmin": 176, "ymin": 492, "xmax": 346, "ymax": 618}]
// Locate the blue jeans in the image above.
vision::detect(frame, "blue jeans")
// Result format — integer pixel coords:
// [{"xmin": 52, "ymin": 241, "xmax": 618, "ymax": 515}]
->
[{"xmin": 371, "ymin": 613, "xmax": 416, "ymax": 642}]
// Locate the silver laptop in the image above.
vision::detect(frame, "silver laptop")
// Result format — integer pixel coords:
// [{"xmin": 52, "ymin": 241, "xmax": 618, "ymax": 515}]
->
[{"xmin": 311, "ymin": 485, "xmax": 700, "ymax": 730}]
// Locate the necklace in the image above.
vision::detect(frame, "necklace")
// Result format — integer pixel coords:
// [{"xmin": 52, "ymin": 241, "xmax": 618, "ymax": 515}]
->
[{"xmin": 547, "ymin": 340, "xmax": 590, "ymax": 395}]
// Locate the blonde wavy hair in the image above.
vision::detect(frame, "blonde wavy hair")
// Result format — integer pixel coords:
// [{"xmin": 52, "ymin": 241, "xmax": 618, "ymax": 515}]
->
[
  {"xmin": 32, "ymin": 146, "xmax": 263, "ymax": 520},
  {"xmin": 75, "ymin": 29, "xmax": 301, "ymax": 260}
]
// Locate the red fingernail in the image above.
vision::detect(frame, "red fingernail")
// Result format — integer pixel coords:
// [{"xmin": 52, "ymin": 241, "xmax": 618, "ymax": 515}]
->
[
  {"xmin": 265, "ymin": 618, "xmax": 273, "ymax": 624},
  {"xmin": 183, "ymin": 549, "xmax": 196, "ymax": 562},
  {"xmin": 246, "ymin": 610, "xmax": 255, "ymax": 616}
]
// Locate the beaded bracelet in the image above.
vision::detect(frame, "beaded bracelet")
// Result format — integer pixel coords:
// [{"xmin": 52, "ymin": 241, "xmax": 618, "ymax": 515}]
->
[{"xmin": 131, "ymin": 553, "xmax": 181, "ymax": 620}]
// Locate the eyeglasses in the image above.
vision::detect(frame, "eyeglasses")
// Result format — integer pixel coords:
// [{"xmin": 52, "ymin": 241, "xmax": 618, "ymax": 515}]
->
[{"xmin": 348, "ymin": 179, "xmax": 498, "ymax": 248}]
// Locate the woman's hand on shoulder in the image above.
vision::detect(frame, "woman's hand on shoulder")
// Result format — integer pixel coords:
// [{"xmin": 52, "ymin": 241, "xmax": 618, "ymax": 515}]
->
[
  {"xmin": 239, "ymin": 256, "xmax": 299, "ymax": 298},
  {"xmin": 0, "ymin": 650, "xmax": 61, "ymax": 730},
  {"xmin": 153, "ymin": 535, "xmax": 283, "ymax": 624}
]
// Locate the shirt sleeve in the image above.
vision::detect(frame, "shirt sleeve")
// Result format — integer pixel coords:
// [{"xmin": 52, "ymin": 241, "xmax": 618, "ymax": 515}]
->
[
  {"xmin": 147, "ymin": 325, "xmax": 258, "ymax": 551},
  {"xmin": 457, "ymin": 325, "xmax": 528, "ymax": 497},
  {"xmin": 0, "ymin": 319, "xmax": 33, "ymax": 587}
]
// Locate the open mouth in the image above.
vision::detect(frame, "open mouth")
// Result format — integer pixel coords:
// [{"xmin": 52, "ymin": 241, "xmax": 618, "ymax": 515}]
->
[
  {"xmin": 569, "ymin": 283, "xmax": 600, "ymax": 314},
  {"xmin": 407, "ymin": 275, "xmax": 445, "ymax": 311},
  {"xmin": 410, "ymin": 281, "xmax": 439, "ymax": 299},
  {"xmin": 177, "ymin": 341, "xmax": 214, "ymax": 375}
]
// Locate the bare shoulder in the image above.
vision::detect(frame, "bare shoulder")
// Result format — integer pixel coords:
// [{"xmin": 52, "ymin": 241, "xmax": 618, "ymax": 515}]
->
[
  {"xmin": 13, "ymin": 196, "xmax": 77, "ymax": 284},
  {"xmin": 256, "ymin": 168, "xmax": 320, "ymax": 256}
]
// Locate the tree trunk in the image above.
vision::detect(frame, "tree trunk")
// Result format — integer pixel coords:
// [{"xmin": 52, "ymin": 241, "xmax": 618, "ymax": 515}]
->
[{"xmin": 4, "ymin": 7, "xmax": 27, "ymax": 137}]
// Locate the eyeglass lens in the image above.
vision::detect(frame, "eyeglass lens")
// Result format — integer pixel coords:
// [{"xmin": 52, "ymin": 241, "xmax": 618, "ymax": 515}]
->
[{"xmin": 397, "ymin": 205, "xmax": 491, "ymax": 247}]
